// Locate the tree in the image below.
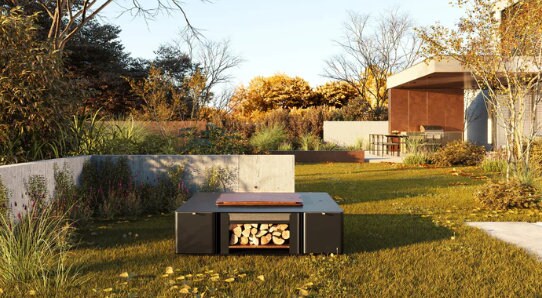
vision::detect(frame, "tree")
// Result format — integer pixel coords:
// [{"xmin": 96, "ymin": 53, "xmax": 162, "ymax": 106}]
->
[
  {"xmin": 65, "ymin": 20, "xmax": 144, "ymax": 116},
  {"xmin": 170, "ymin": 31, "xmax": 243, "ymax": 118},
  {"xmin": 419, "ymin": 0, "xmax": 542, "ymax": 180},
  {"xmin": 0, "ymin": 8, "xmax": 76, "ymax": 163},
  {"xmin": 230, "ymin": 74, "xmax": 315, "ymax": 115},
  {"xmin": 324, "ymin": 9, "xmax": 422, "ymax": 120},
  {"xmin": 2, "ymin": 0, "xmax": 204, "ymax": 51},
  {"xmin": 314, "ymin": 81, "xmax": 358, "ymax": 108},
  {"xmin": 127, "ymin": 66, "xmax": 187, "ymax": 121}
]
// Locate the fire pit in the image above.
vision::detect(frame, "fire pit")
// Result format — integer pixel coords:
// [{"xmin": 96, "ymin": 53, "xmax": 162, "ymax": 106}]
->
[{"xmin": 175, "ymin": 192, "xmax": 343, "ymax": 255}]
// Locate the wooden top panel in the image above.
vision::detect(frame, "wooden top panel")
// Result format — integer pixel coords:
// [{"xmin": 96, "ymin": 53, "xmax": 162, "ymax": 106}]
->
[{"xmin": 216, "ymin": 193, "xmax": 303, "ymax": 206}]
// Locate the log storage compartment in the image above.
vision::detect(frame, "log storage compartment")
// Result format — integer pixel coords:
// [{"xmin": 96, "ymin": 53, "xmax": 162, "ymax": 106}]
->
[{"xmin": 175, "ymin": 193, "xmax": 343, "ymax": 255}]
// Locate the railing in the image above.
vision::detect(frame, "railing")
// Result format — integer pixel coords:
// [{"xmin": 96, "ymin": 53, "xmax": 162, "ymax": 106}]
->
[{"xmin": 369, "ymin": 132, "xmax": 463, "ymax": 156}]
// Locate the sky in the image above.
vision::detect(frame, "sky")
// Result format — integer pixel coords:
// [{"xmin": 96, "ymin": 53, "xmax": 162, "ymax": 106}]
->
[{"xmin": 101, "ymin": 0, "xmax": 464, "ymax": 89}]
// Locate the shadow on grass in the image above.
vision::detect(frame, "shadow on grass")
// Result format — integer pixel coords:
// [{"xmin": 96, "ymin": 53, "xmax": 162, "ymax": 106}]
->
[
  {"xmin": 297, "ymin": 175, "xmax": 485, "ymax": 204},
  {"xmin": 344, "ymin": 214, "xmax": 453, "ymax": 253},
  {"xmin": 76, "ymin": 214, "xmax": 174, "ymax": 249}
]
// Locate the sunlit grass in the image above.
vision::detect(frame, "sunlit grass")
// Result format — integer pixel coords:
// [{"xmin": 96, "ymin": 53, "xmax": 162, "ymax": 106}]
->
[{"xmin": 33, "ymin": 163, "xmax": 542, "ymax": 297}]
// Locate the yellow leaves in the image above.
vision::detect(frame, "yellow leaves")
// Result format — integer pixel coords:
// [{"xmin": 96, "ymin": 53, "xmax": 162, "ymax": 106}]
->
[
  {"xmin": 176, "ymin": 275, "xmax": 186, "ymax": 280},
  {"xmin": 28, "ymin": 290, "xmax": 36, "ymax": 296},
  {"xmin": 165, "ymin": 266, "xmax": 174, "ymax": 275},
  {"xmin": 103, "ymin": 288, "xmax": 113, "ymax": 292},
  {"xmin": 298, "ymin": 288, "xmax": 310, "ymax": 296},
  {"xmin": 237, "ymin": 273, "xmax": 247, "ymax": 278},
  {"xmin": 224, "ymin": 277, "xmax": 235, "ymax": 283},
  {"xmin": 179, "ymin": 288, "xmax": 190, "ymax": 294},
  {"xmin": 119, "ymin": 272, "xmax": 129, "ymax": 278},
  {"xmin": 0, "ymin": 288, "xmax": 3, "ymax": 295},
  {"xmin": 257, "ymin": 275, "xmax": 265, "ymax": 281}
]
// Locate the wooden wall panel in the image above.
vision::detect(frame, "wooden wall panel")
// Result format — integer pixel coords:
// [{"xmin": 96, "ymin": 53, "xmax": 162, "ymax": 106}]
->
[{"xmin": 388, "ymin": 88, "xmax": 464, "ymax": 133}]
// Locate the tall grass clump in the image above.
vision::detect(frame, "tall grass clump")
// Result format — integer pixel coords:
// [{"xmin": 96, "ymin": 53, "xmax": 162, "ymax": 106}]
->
[
  {"xmin": 403, "ymin": 154, "xmax": 429, "ymax": 166},
  {"xmin": 0, "ymin": 177, "xmax": 80, "ymax": 296},
  {"xmin": 250, "ymin": 125, "xmax": 287, "ymax": 153},
  {"xmin": 299, "ymin": 133, "xmax": 321, "ymax": 151},
  {"xmin": 0, "ymin": 177, "xmax": 8, "ymax": 216},
  {"xmin": 480, "ymin": 155, "xmax": 506, "ymax": 174}
]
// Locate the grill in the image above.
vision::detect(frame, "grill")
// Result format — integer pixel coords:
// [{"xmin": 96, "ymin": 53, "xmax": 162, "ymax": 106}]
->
[{"xmin": 420, "ymin": 125, "xmax": 444, "ymax": 140}]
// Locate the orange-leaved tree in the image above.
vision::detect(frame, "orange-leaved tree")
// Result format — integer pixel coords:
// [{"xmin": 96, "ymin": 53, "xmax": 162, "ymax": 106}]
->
[{"xmin": 230, "ymin": 74, "xmax": 315, "ymax": 116}]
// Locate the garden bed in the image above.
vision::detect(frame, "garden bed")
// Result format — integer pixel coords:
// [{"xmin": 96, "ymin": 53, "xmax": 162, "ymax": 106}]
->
[{"xmin": 270, "ymin": 150, "xmax": 365, "ymax": 163}]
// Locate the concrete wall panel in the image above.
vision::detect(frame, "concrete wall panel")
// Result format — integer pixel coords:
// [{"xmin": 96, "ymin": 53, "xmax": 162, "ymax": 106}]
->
[
  {"xmin": 238, "ymin": 155, "xmax": 295, "ymax": 193},
  {"xmin": 323, "ymin": 121, "xmax": 389, "ymax": 147},
  {"xmin": 0, "ymin": 155, "xmax": 295, "ymax": 215}
]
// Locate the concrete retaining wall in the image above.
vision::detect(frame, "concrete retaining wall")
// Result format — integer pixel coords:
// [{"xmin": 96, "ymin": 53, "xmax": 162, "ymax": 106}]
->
[
  {"xmin": 0, "ymin": 155, "xmax": 295, "ymax": 215},
  {"xmin": 323, "ymin": 121, "xmax": 389, "ymax": 147}
]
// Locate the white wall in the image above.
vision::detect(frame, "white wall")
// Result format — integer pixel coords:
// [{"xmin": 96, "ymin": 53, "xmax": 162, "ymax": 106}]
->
[
  {"xmin": 323, "ymin": 121, "xmax": 389, "ymax": 147},
  {"xmin": 0, "ymin": 155, "xmax": 295, "ymax": 216}
]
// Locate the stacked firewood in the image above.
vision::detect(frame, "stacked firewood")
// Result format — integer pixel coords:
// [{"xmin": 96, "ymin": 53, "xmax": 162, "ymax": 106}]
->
[{"xmin": 229, "ymin": 223, "xmax": 290, "ymax": 246}]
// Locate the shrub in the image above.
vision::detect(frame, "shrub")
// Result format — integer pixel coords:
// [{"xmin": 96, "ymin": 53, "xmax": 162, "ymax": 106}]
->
[
  {"xmin": 52, "ymin": 165, "xmax": 93, "ymax": 225},
  {"xmin": 0, "ymin": 177, "xmax": 8, "ymax": 217},
  {"xmin": 431, "ymin": 140, "xmax": 485, "ymax": 167},
  {"xmin": 475, "ymin": 179, "xmax": 541, "ymax": 210},
  {"xmin": 403, "ymin": 154, "xmax": 430, "ymax": 166},
  {"xmin": 140, "ymin": 164, "xmax": 190, "ymax": 213},
  {"xmin": 250, "ymin": 125, "xmax": 287, "ymax": 153},
  {"xmin": 0, "ymin": 189, "xmax": 80, "ymax": 295},
  {"xmin": 24, "ymin": 175, "xmax": 48, "ymax": 207},
  {"xmin": 181, "ymin": 125, "xmax": 252, "ymax": 155},
  {"xmin": 200, "ymin": 166, "xmax": 236, "ymax": 192}
]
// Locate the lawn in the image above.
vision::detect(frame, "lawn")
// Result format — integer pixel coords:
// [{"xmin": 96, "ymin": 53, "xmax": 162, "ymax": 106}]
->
[{"xmin": 62, "ymin": 163, "xmax": 542, "ymax": 297}]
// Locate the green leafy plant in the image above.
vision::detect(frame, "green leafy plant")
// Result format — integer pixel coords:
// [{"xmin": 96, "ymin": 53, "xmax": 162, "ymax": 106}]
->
[
  {"xmin": 200, "ymin": 166, "xmax": 235, "ymax": 192},
  {"xmin": 53, "ymin": 165, "xmax": 93, "ymax": 225},
  {"xmin": 431, "ymin": 140, "xmax": 485, "ymax": 167},
  {"xmin": 475, "ymin": 179, "xmax": 541, "ymax": 210},
  {"xmin": 0, "ymin": 177, "xmax": 9, "ymax": 217},
  {"xmin": 249, "ymin": 125, "xmax": 287, "ymax": 153},
  {"xmin": 24, "ymin": 176, "xmax": 48, "ymax": 207}
]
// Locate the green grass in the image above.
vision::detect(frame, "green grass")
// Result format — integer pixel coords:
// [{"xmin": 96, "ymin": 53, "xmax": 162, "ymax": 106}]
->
[{"xmin": 24, "ymin": 163, "xmax": 542, "ymax": 297}]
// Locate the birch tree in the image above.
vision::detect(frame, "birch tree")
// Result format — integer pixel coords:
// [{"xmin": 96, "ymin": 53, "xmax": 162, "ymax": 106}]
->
[{"xmin": 419, "ymin": 0, "xmax": 542, "ymax": 180}]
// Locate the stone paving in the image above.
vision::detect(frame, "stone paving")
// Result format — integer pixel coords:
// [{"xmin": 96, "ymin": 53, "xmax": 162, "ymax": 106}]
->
[{"xmin": 467, "ymin": 222, "xmax": 542, "ymax": 260}]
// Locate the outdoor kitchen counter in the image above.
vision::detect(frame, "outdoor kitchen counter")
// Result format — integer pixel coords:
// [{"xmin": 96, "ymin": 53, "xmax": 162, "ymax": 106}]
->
[
  {"xmin": 176, "ymin": 192, "xmax": 343, "ymax": 213},
  {"xmin": 175, "ymin": 192, "xmax": 344, "ymax": 255}
]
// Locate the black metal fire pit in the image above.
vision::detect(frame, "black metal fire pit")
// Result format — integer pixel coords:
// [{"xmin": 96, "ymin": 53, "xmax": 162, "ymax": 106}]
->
[{"xmin": 175, "ymin": 192, "xmax": 343, "ymax": 255}]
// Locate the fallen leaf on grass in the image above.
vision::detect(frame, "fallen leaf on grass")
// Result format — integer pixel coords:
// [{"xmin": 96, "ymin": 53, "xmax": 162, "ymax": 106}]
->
[
  {"xmin": 161, "ymin": 274, "xmax": 170, "ymax": 278},
  {"xmin": 176, "ymin": 276, "xmax": 185, "ymax": 280},
  {"xmin": 210, "ymin": 276, "xmax": 220, "ymax": 282},
  {"xmin": 298, "ymin": 288, "xmax": 309, "ymax": 296},
  {"xmin": 103, "ymin": 288, "xmax": 113, "ymax": 292},
  {"xmin": 179, "ymin": 288, "xmax": 190, "ymax": 294},
  {"xmin": 237, "ymin": 273, "xmax": 246, "ymax": 278},
  {"xmin": 29, "ymin": 290, "xmax": 36, "ymax": 296},
  {"xmin": 165, "ymin": 267, "xmax": 174, "ymax": 274},
  {"xmin": 224, "ymin": 278, "xmax": 235, "ymax": 283},
  {"xmin": 257, "ymin": 275, "xmax": 265, "ymax": 281},
  {"xmin": 0, "ymin": 288, "xmax": 3, "ymax": 295},
  {"xmin": 119, "ymin": 272, "xmax": 129, "ymax": 278}
]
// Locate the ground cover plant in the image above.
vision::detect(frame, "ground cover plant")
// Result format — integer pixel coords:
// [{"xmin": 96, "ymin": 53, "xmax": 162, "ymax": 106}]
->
[{"xmin": 7, "ymin": 163, "xmax": 540, "ymax": 297}]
